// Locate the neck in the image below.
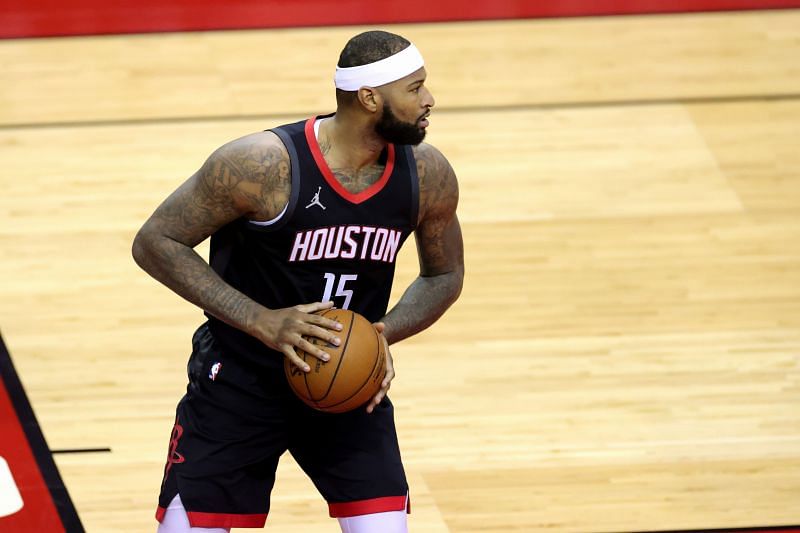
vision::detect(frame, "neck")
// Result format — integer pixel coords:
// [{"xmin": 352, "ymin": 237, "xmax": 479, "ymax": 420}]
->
[{"xmin": 321, "ymin": 111, "xmax": 387, "ymax": 170}]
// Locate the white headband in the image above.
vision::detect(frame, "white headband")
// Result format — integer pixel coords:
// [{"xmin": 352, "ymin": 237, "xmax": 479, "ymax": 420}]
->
[{"xmin": 334, "ymin": 43, "xmax": 425, "ymax": 91}]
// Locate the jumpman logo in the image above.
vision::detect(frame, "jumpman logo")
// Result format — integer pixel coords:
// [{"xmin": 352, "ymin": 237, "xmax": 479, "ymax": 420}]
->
[{"xmin": 306, "ymin": 186, "xmax": 326, "ymax": 210}]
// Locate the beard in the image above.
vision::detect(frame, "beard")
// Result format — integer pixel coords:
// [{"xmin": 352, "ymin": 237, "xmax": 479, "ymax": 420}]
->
[{"xmin": 374, "ymin": 102, "xmax": 427, "ymax": 145}]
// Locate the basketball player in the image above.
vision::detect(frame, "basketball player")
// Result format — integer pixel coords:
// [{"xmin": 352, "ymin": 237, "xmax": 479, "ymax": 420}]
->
[{"xmin": 132, "ymin": 30, "xmax": 463, "ymax": 533}]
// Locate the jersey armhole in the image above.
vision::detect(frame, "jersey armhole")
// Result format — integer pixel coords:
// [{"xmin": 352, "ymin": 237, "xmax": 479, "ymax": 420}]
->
[
  {"xmin": 245, "ymin": 127, "xmax": 301, "ymax": 233},
  {"xmin": 405, "ymin": 145, "xmax": 420, "ymax": 230}
]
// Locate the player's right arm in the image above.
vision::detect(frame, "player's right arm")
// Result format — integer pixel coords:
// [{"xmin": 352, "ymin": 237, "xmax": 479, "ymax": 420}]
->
[{"xmin": 131, "ymin": 132, "xmax": 341, "ymax": 371}]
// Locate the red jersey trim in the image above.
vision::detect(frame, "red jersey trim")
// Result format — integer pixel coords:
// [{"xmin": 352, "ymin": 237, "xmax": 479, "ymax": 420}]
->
[
  {"xmin": 328, "ymin": 495, "xmax": 410, "ymax": 518},
  {"xmin": 304, "ymin": 117, "xmax": 395, "ymax": 205},
  {"xmin": 155, "ymin": 506, "xmax": 267, "ymax": 528}
]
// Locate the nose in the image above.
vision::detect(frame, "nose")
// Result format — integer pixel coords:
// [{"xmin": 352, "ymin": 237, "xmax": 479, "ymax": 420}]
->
[{"xmin": 423, "ymin": 86, "xmax": 435, "ymax": 109}]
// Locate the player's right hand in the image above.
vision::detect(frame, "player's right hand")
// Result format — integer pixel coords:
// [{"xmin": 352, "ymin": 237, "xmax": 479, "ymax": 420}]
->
[{"xmin": 257, "ymin": 301, "xmax": 343, "ymax": 372}]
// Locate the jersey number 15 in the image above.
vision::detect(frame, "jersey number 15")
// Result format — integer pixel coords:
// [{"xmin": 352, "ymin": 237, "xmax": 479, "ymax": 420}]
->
[{"xmin": 322, "ymin": 273, "xmax": 357, "ymax": 310}]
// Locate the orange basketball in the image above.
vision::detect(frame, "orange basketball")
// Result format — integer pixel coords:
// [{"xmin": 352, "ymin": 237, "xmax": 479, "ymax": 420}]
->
[{"xmin": 284, "ymin": 308, "xmax": 386, "ymax": 414}]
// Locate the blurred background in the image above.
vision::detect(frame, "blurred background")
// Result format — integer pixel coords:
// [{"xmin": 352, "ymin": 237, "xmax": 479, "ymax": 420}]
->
[{"xmin": 1, "ymin": 1, "xmax": 799, "ymax": 531}]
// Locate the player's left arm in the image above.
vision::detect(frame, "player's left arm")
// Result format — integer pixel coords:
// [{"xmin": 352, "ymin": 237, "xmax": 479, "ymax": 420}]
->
[
  {"xmin": 383, "ymin": 142, "xmax": 464, "ymax": 343},
  {"xmin": 366, "ymin": 143, "xmax": 464, "ymax": 412}
]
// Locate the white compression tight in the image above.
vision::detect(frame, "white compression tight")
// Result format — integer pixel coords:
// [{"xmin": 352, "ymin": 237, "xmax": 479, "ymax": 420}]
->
[
  {"xmin": 337, "ymin": 510, "xmax": 408, "ymax": 533},
  {"xmin": 157, "ymin": 495, "xmax": 230, "ymax": 533},
  {"xmin": 157, "ymin": 494, "xmax": 407, "ymax": 533}
]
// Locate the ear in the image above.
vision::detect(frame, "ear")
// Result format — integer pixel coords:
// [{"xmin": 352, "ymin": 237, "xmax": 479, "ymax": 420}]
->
[{"xmin": 357, "ymin": 87, "xmax": 381, "ymax": 113}]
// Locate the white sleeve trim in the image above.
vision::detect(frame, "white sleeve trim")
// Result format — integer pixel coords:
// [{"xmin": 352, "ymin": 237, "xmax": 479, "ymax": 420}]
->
[{"xmin": 248, "ymin": 202, "xmax": 289, "ymax": 226}]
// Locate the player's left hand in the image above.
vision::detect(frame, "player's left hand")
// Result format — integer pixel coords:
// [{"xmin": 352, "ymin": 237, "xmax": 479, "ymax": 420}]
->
[{"xmin": 366, "ymin": 322, "xmax": 394, "ymax": 414}]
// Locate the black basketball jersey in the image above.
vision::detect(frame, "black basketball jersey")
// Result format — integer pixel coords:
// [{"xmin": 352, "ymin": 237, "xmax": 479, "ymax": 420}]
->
[{"xmin": 206, "ymin": 115, "xmax": 419, "ymax": 369}]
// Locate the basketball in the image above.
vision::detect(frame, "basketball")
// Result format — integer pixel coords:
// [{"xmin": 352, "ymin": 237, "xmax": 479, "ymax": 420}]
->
[{"xmin": 284, "ymin": 308, "xmax": 386, "ymax": 413}]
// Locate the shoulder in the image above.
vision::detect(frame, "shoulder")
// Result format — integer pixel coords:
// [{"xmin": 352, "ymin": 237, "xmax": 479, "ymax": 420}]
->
[
  {"xmin": 205, "ymin": 131, "xmax": 289, "ymax": 180},
  {"xmin": 200, "ymin": 131, "xmax": 291, "ymax": 220},
  {"xmin": 412, "ymin": 142, "xmax": 459, "ymax": 221},
  {"xmin": 412, "ymin": 142, "xmax": 453, "ymax": 178}
]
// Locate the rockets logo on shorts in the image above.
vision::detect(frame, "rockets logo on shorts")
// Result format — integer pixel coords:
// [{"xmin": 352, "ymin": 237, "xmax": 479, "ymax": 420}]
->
[
  {"xmin": 209, "ymin": 362, "xmax": 222, "ymax": 381},
  {"xmin": 289, "ymin": 225, "xmax": 402, "ymax": 263}
]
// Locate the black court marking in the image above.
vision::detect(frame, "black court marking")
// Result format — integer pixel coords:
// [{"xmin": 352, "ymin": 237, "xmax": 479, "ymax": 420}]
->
[
  {"xmin": 0, "ymin": 92, "xmax": 798, "ymax": 131},
  {"xmin": 0, "ymin": 333, "xmax": 84, "ymax": 532},
  {"xmin": 51, "ymin": 448, "xmax": 112, "ymax": 455}
]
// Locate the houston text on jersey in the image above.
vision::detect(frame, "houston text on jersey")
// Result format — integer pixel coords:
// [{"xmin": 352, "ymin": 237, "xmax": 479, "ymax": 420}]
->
[{"xmin": 288, "ymin": 225, "xmax": 402, "ymax": 263}]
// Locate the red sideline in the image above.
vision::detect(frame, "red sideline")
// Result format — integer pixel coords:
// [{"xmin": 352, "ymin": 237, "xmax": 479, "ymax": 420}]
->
[
  {"xmin": 0, "ymin": 378, "xmax": 65, "ymax": 531},
  {"xmin": 2, "ymin": 0, "xmax": 800, "ymax": 39}
]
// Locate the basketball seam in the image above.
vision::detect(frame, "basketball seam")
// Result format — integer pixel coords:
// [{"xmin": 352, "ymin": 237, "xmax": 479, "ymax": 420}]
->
[
  {"xmin": 301, "ymin": 309, "xmax": 347, "ymax": 408},
  {"xmin": 323, "ymin": 325, "xmax": 384, "ymax": 410},
  {"xmin": 316, "ymin": 309, "xmax": 354, "ymax": 402},
  {"xmin": 301, "ymin": 345, "xmax": 316, "ymax": 409}
]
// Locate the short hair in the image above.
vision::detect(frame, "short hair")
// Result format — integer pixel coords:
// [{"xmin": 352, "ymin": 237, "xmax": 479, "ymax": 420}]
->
[
  {"xmin": 336, "ymin": 31, "xmax": 411, "ymax": 107},
  {"xmin": 337, "ymin": 30, "xmax": 411, "ymax": 68}
]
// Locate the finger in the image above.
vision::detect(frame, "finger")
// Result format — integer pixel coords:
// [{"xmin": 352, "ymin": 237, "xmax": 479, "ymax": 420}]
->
[
  {"xmin": 296, "ymin": 301, "xmax": 335, "ymax": 315},
  {"xmin": 282, "ymin": 345, "xmax": 310, "ymax": 373},
  {"xmin": 300, "ymin": 323, "xmax": 342, "ymax": 347},
  {"xmin": 368, "ymin": 352, "xmax": 393, "ymax": 413},
  {"xmin": 380, "ymin": 338, "xmax": 393, "ymax": 387},
  {"xmin": 366, "ymin": 393, "xmax": 382, "ymax": 413},
  {"xmin": 296, "ymin": 337, "xmax": 331, "ymax": 362},
  {"xmin": 382, "ymin": 363, "xmax": 395, "ymax": 388},
  {"xmin": 373, "ymin": 321, "xmax": 385, "ymax": 334},
  {"xmin": 306, "ymin": 312, "xmax": 344, "ymax": 332},
  {"xmin": 366, "ymin": 381, "xmax": 391, "ymax": 413}
]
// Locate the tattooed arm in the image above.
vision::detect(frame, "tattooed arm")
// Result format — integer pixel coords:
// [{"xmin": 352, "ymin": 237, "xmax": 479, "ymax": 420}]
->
[
  {"xmin": 382, "ymin": 143, "xmax": 465, "ymax": 345},
  {"xmin": 365, "ymin": 143, "xmax": 463, "ymax": 412},
  {"xmin": 131, "ymin": 132, "xmax": 341, "ymax": 371}
]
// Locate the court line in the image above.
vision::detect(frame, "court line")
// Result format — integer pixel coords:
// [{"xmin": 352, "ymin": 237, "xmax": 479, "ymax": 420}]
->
[
  {"xmin": 51, "ymin": 447, "xmax": 112, "ymax": 454},
  {"xmin": 1, "ymin": 92, "xmax": 798, "ymax": 131}
]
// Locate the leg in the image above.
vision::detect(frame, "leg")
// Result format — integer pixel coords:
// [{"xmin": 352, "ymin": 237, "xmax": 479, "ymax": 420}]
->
[
  {"xmin": 338, "ymin": 510, "xmax": 408, "ymax": 533},
  {"xmin": 289, "ymin": 396, "xmax": 410, "ymax": 523},
  {"xmin": 155, "ymin": 324, "xmax": 290, "ymax": 529}
]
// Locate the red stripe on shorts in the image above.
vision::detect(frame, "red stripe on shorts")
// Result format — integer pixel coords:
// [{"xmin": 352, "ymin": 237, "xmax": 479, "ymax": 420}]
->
[
  {"xmin": 328, "ymin": 494, "xmax": 410, "ymax": 517},
  {"xmin": 188, "ymin": 511, "xmax": 267, "ymax": 528},
  {"xmin": 155, "ymin": 506, "xmax": 267, "ymax": 528}
]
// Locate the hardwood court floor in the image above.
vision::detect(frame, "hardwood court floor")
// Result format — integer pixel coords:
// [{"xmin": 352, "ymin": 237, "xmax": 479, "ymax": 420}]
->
[{"xmin": 1, "ymin": 10, "xmax": 799, "ymax": 532}]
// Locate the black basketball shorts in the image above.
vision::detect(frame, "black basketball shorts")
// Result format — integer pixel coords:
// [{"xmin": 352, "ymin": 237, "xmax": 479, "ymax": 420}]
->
[{"xmin": 155, "ymin": 323, "xmax": 409, "ymax": 529}]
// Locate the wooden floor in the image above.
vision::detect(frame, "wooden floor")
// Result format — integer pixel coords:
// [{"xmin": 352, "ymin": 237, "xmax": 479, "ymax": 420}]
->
[{"xmin": 2, "ymin": 10, "xmax": 800, "ymax": 532}]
